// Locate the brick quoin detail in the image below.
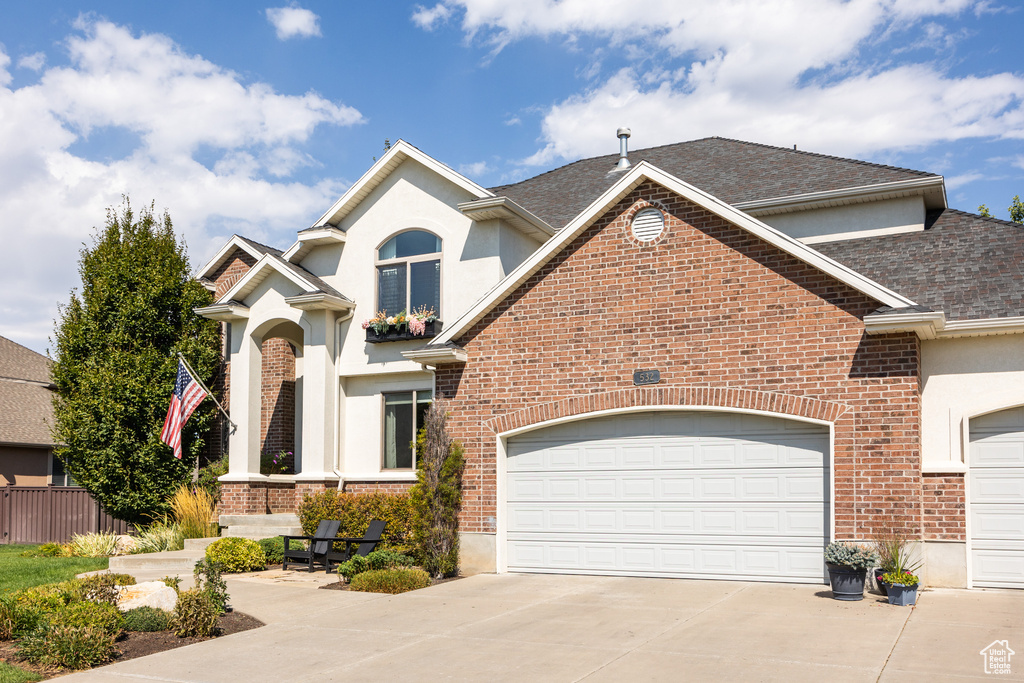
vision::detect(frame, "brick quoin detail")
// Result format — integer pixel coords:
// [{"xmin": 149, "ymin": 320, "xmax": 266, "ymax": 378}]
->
[
  {"xmin": 436, "ymin": 180, "xmax": 925, "ymax": 541},
  {"xmin": 922, "ymin": 474, "xmax": 966, "ymax": 541}
]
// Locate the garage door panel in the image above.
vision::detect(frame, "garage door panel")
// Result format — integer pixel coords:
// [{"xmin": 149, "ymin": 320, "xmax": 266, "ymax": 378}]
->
[
  {"xmin": 506, "ymin": 411, "xmax": 828, "ymax": 583},
  {"xmin": 969, "ymin": 408, "xmax": 1024, "ymax": 589}
]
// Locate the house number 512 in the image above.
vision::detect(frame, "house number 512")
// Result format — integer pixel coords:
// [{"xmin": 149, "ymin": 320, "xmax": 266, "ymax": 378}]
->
[{"xmin": 633, "ymin": 370, "xmax": 660, "ymax": 386}]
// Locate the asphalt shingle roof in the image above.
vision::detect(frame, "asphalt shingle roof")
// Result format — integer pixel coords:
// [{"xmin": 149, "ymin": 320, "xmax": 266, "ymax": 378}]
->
[
  {"xmin": 816, "ymin": 209, "xmax": 1024, "ymax": 321},
  {"xmin": 0, "ymin": 336, "xmax": 55, "ymax": 446},
  {"xmin": 492, "ymin": 137, "xmax": 936, "ymax": 230}
]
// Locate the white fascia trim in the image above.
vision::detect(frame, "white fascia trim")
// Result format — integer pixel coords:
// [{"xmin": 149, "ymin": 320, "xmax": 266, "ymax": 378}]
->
[
  {"xmin": 433, "ymin": 161, "xmax": 916, "ymax": 346},
  {"xmin": 195, "ymin": 235, "xmax": 268, "ymax": 281},
  {"xmin": 402, "ymin": 347, "xmax": 468, "ymax": 366},
  {"xmin": 218, "ymin": 254, "xmax": 318, "ymax": 304},
  {"xmin": 282, "ymin": 227, "xmax": 346, "ymax": 263},
  {"xmin": 735, "ymin": 176, "xmax": 948, "ymax": 216},
  {"xmin": 458, "ymin": 196, "xmax": 557, "ymax": 239},
  {"xmin": 194, "ymin": 303, "xmax": 250, "ymax": 322},
  {"xmin": 284, "ymin": 292, "xmax": 354, "ymax": 312},
  {"xmin": 864, "ymin": 311, "xmax": 946, "ymax": 339},
  {"xmin": 936, "ymin": 316, "xmax": 1024, "ymax": 338},
  {"xmin": 310, "ymin": 140, "xmax": 494, "ymax": 229}
]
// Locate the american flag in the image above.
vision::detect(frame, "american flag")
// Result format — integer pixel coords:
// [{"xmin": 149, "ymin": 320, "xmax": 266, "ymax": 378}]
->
[{"xmin": 160, "ymin": 360, "xmax": 208, "ymax": 459}]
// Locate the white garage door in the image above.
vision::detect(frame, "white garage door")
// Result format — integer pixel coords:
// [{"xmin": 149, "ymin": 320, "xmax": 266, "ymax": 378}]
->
[
  {"xmin": 505, "ymin": 411, "xmax": 830, "ymax": 583},
  {"xmin": 970, "ymin": 407, "xmax": 1024, "ymax": 589}
]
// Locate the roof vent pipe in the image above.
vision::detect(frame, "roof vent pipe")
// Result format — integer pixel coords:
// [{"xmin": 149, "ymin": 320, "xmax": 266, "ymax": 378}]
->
[{"xmin": 615, "ymin": 127, "xmax": 631, "ymax": 170}]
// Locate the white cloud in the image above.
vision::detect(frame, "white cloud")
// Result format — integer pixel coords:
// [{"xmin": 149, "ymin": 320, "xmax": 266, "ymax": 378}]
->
[
  {"xmin": 457, "ymin": 160, "xmax": 490, "ymax": 176},
  {"xmin": 266, "ymin": 5, "xmax": 322, "ymax": 40},
  {"xmin": 17, "ymin": 52, "xmax": 46, "ymax": 71},
  {"xmin": 420, "ymin": 1, "xmax": 1024, "ymax": 167},
  {"xmin": 945, "ymin": 171, "xmax": 985, "ymax": 189},
  {"xmin": 0, "ymin": 18, "xmax": 363, "ymax": 351},
  {"xmin": 411, "ymin": 3, "xmax": 453, "ymax": 30}
]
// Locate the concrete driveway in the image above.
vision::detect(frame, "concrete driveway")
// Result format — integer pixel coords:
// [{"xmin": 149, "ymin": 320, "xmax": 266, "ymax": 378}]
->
[{"xmin": 62, "ymin": 573, "xmax": 1023, "ymax": 682}]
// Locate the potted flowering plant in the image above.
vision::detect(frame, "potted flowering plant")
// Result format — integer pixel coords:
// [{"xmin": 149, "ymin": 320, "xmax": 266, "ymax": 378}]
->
[
  {"xmin": 823, "ymin": 541, "xmax": 879, "ymax": 601},
  {"xmin": 873, "ymin": 529, "xmax": 921, "ymax": 597},
  {"xmin": 882, "ymin": 571, "xmax": 920, "ymax": 606},
  {"xmin": 362, "ymin": 307, "xmax": 440, "ymax": 343}
]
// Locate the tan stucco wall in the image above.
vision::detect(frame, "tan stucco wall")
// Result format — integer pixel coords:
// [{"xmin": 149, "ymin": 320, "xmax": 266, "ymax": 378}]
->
[
  {"xmin": 0, "ymin": 445, "xmax": 51, "ymax": 486},
  {"xmin": 760, "ymin": 196, "xmax": 925, "ymax": 243}
]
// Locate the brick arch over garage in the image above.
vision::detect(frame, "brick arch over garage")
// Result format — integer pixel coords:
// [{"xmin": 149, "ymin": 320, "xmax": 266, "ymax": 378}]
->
[{"xmin": 483, "ymin": 386, "xmax": 852, "ymax": 436}]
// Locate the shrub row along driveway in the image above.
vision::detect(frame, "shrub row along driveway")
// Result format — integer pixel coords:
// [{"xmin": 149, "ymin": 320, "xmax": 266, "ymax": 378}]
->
[{"xmin": 62, "ymin": 573, "xmax": 1022, "ymax": 682}]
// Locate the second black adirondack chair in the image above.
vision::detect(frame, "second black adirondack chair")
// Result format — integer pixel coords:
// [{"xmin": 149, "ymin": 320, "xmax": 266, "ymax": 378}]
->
[
  {"xmin": 324, "ymin": 519, "xmax": 387, "ymax": 573},
  {"xmin": 281, "ymin": 519, "xmax": 341, "ymax": 572}
]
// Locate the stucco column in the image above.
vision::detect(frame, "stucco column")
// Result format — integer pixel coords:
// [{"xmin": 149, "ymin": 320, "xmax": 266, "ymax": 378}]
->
[
  {"xmin": 298, "ymin": 310, "xmax": 337, "ymax": 478},
  {"xmin": 223, "ymin": 323, "xmax": 262, "ymax": 480}
]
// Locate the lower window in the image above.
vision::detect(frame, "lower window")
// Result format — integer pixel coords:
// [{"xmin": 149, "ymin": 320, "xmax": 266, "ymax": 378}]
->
[{"xmin": 383, "ymin": 390, "xmax": 432, "ymax": 469}]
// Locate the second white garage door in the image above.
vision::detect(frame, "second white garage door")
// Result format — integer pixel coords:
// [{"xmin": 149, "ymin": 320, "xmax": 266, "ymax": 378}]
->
[{"xmin": 505, "ymin": 411, "xmax": 830, "ymax": 583}]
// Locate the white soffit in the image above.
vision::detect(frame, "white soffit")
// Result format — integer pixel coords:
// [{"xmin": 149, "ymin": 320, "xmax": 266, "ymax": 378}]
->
[
  {"xmin": 310, "ymin": 140, "xmax": 494, "ymax": 229},
  {"xmin": 195, "ymin": 235, "xmax": 269, "ymax": 281},
  {"xmin": 458, "ymin": 196, "xmax": 556, "ymax": 241},
  {"xmin": 283, "ymin": 227, "xmax": 346, "ymax": 263},
  {"xmin": 432, "ymin": 162, "xmax": 917, "ymax": 346},
  {"xmin": 194, "ymin": 303, "xmax": 250, "ymax": 322},
  {"xmin": 734, "ymin": 176, "xmax": 948, "ymax": 217},
  {"xmin": 402, "ymin": 346, "xmax": 468, "ymax": 366},
  {"xmin": 865, "ymin": 313, "xmax": 1024, "ymax": 339}
]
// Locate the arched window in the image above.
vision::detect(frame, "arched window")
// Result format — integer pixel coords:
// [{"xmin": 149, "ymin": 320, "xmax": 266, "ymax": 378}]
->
[{"xmin": 375, "ymin": 230, "xmax": 441, "ymax": 316}]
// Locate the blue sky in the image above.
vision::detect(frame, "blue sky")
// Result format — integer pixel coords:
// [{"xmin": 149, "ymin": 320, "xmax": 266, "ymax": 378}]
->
[{"xmin": 1, "ymin": 1, "xmax": 1023, "ymax": 352}]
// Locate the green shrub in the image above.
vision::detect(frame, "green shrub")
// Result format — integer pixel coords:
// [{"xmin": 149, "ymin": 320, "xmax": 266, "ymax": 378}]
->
[
  {"xmin": 131, "ymin": 520, "xmax": 184, "ymax": 554},
  {"xmin": 337, "ymin": 555, "xmax": 368, "ymax": 581},
  {"xmin": 68, "ymin": 573, "xmax": 135, "ymax": 606},
  {"xmin": 17, "ymin": 624, "xmax": 116, "ymax": 669},
  {"xmin": 410, "ymin": 399, "xmax": 465, "ymax": 578},
  {"xmin": 367, "ymin": 549, "xmax": 415, "ymax": 571},
  {"xmin": 205, "ymin": 537, "xmax": 265, "ymax": 573},
  {"xmin": 123, "ymin": 606, "xmax": 172, "ymax": 632},
  {"xmin": 161, "ymin": 575, "xmax": 183, "ymax": 593},
  {"xmin": 20, "ymin": 543, "xmax": 70, "ymax": 558},
  {"xmin": 68, "ymin": 531, "xmax": 120, "ymax": 558},
  {"xmin": 349, "ymin": 568, "xmax": 431, "ymax": 594},
  {"xmin": 46, "ymin": 601, "xmax": 124, "ymax": 636},
  {"xmin": 824, "ymin": 541, "xmax": 879, "ymax": 570},
  {"xmin": 0, "ymin": 596, "xmax": 44, "ymax": 641},
  {"xmin": 258, "ymin": 536, "xmax": 285, "ymax": 565},
  {"xmin": 193, "ymin": 559, "xmax": 228, "ymax": 614},
  {"xmin": 197, "ymin": 455, "xmax": 229, "ymax": 501},
  {"xmin": 299, "ymin": 491, "xmax": 414, "ymax": 554},
  {"xmin": 171, "ymin": 589, "xmax": 219, "ymax": 637}
]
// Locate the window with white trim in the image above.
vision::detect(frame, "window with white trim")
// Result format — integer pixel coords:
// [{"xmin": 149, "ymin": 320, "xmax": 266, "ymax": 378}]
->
[
  {"xmin": 376, "ymin": 231, "xmax": 441, "ymax": 316},
  {"xmin": 382, "ymin": 390, "xmax": 432, "ymax": 469}
]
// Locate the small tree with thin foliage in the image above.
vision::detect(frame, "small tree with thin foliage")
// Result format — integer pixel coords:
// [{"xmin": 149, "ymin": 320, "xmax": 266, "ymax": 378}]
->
[{"xmin": 410, "ymin": 399, "xmax": 465, "ymax": 578}]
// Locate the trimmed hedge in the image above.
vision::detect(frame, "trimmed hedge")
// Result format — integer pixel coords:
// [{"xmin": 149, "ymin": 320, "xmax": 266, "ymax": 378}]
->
[
  {"xmin": 349, "ymin": 568, "xmax": 431, "ymax": 594},
  {"xmin": 205, "ymin": 537, "xmax": 266, "ymax": 573},
  {"xmin": 298, "ymin": 491, "xmax": 414, "ymax": 554},
  {"xmin": 257, "ymin": 536, "xmax": 285, "ymax": 565}
]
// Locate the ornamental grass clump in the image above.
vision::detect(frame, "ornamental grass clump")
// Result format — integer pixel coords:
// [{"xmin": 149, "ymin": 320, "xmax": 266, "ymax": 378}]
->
[
  {"xmin": 169, "ymin": 485, "xmax": 218, "ymax": 539},
  {"xmin": 874, "ymin": 529, "xmax": 921, "ymax": 576},
  {"xmin": 349, "ymin": 568, "xmax": 431, "ymax": 594},
  {"xmin": 131, "ymin": 520, "xmax": 184, "ymax": 554},
  {"xmin": 823, "ymin": 541, "xmax": 879, "ymax": 570},
  {"xmin": 68, "ymin": 531, "xmax": 121, "ymax": 558}
]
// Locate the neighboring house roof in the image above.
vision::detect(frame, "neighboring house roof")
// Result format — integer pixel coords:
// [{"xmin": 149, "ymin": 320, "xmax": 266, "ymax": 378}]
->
[
  {"xmin": 491, "ymin": 137, "xmax": 942, "ymax": 230},
  {"xmin": 817, "ymin": 209, "xmax": 1024, "ymax": 321},
  {"xmin": 428, "ymin": 162, "xmax": 915, "ymax": 349},
  {"xmin": 0, "ymin": 336, "xmax": 55, "ymax": 447}
]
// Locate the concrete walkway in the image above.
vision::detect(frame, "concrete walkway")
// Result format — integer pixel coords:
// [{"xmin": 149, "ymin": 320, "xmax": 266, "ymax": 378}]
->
[{"xmin": 62, "ymin": 574, "xmax": 1023, "ymax": 682}]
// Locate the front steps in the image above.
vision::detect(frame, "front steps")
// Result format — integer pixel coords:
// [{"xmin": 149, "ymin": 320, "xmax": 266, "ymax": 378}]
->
[{"xmin": 219, "ymin": 513, "xmax": 302, "ymax": 540}]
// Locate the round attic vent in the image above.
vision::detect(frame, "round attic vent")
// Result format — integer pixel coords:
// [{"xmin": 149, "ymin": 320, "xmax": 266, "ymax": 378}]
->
[{"xmin": 631, "ymin": 207, "xmax": 665, "ymax": 243}]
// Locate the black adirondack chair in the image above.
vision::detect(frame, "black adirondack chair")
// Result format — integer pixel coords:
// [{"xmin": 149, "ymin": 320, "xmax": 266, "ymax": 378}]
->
[
  {"xmin": 324, "ymin": 519, "xmax": 387, "ymax": 573},
  {"xmin": 281, "ymin": 519, "xmax": 341, "ymax": 572}
]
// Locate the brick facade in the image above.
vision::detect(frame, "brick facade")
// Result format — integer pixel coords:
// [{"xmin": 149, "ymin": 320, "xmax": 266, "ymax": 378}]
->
[
  {"xmin": 436, "ymin": 181, "xmax": 928, "ymax": 541},
  {"xmin": 922, "ymin": 474, "xmax": 966, "ymax": 541},
  {"xmin": 259, "ymin": 337, "xmax": 296, "ymax": 468}
]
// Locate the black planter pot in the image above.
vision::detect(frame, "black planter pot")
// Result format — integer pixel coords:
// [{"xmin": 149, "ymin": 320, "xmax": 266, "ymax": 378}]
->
[
  {"xmin": 827, "ymin": 564, "xmax": 867, "ymax": 601},
  {"xmin": 873, "ymin": 567, "xmax": 889, "ymax": 596},
  {"xmin": 365, "ymin": 320, "xmax": 441, "ymax": 344}
]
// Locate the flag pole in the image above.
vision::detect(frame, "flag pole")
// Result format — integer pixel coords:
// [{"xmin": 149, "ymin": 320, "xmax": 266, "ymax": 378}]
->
[{"xmin": 176, "ymin": 352, "xmax": 237, "ymax": 435}]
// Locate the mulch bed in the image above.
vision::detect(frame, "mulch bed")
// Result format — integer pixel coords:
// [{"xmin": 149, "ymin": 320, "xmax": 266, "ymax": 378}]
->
[
  {"xmin": 0, "ymin": 610, "xmax": 264, "ymax": 680},
  {"xmin": 320, "ymin": 574, "xmax": 463, "ymax": 591}
]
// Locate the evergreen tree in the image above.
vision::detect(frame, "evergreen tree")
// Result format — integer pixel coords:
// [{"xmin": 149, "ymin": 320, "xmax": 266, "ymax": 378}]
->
[
  {"xmin": 51, "ymin": 199, "xmax": 220, "ymax": 525},
  {"xmin": 410, "ymin": 398, "xmax": 465, "ymax": 578}
]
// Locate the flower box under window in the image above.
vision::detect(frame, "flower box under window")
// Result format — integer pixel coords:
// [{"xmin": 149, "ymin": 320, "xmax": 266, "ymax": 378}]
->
[{"xmin": 365, "ymin": 320, "xmax": 441, "ymax": 343}]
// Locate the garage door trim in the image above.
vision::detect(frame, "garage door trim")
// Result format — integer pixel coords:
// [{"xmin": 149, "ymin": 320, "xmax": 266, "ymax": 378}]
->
[{"xmin": 495, "ymin": 405, "xmax": 836, "ymax": 576}]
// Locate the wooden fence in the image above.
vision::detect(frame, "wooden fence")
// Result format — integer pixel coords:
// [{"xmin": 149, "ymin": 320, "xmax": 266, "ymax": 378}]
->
[{"xmin": 0, "ymin": 486, "xmax": 131, "ymax": 544}]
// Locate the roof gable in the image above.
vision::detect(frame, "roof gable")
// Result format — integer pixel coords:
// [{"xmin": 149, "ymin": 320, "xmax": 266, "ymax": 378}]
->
[
  {"xmin": 196, "ymin": 235, "xmax": 283, "ymax": 284},
  {"xmin": 217, "ymin": 253, "xmax": 351, "ymax": 308},
  {"xmin": 311, "ymin": 140, "xmax": 494, "ymax": 229},
  {"xmin": 431, "ymin": 162, "xmax": 916, "ymax": 347}
]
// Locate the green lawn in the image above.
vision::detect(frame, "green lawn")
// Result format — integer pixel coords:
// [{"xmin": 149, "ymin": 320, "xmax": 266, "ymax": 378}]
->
[
  {"xmin": 0, "ymin": 545, "xmax": 108, "ymax": 595},
  {"xmin": 0, "ymin": 662, "xmax": 43, "ymax": 683}
]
